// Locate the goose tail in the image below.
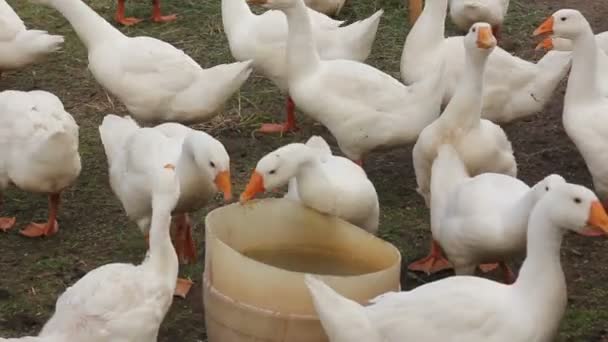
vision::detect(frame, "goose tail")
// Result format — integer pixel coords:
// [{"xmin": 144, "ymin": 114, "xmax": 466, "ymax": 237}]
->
[
  {"xmin": 336, "ymin": 9, "xmax": 383, "ymax": 62},
  {"xmin": 98, "ymin": 114, "xmax": 140, "ymax": 168},
  {"xmin": 304, "ymin": 275, "xmax": 384, "ymax": 342},
  {"xmin": 305, "ymin": 136, "xmax": 332, "ymax": 161}
]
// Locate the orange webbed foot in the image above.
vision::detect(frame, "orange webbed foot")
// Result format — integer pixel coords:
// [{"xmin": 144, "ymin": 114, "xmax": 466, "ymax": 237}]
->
[
  {"xmin": 258, "ymin": 122, "xmax": 298, "ymax": 134},
  {"xmin": 408, "ymin": 240, "xmax": 453, "ymax": 274},
  {"xmin": 20, "ymin": 220, "xmax": 59, "ymax": 238},
  {"xmin": 408, "ymin": 254, "xmax": 452, "ymax": 274},
  {"xmin": 0, "ymin": 217, "xmax": 16, "ymax": 232},
  {"xmin": 116, "ymin": 16, "xmax": 143, "ymax": 26},
  {"xmin": 152, "ymin": 13, "xmax": 177, "ymax": 23},
  {"xmin": 174, "ymin": 278, "xmax": 193, "ymax": 298}
]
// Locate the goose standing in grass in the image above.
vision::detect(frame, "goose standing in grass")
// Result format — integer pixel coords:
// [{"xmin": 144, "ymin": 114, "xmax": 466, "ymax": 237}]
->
[
  {"xmin": 401, "ymin": 0, "xmax": 571, "ymax": 123},
  {"xmin": 410, "ymin": 23, "xmax": 516, "ymax": 273},
  {"xmin": 0, "ymin": 0, "xmax": 63, "ymax": 77},
  {"xmin": 534, "ymin": 10, "xmax": 608, "ymax": 205},
  {"xmin": 247, "ymin": 0, "xmax": 444, "ymax": 165},
  {"xmin": 448, "ymin": 0, "xmax": 509, "ymax": 41},
  {"xmin": 428, "ymin": 144, "xmax": 566, "ymax": 280},
  {"xmin": 223, "ymin": 0, "xmax": 383, "ymax": 133},
  {"xmin": 240, "ymin": 136, "xmax": 379, "ymax": 234},
  {"xmin": 305, "ymin": 182, "xmax": 608, "ymax": 342},
  {"xmin": 115, "ymin": 0, "xmax": 176, "ymax": 26},
  {"xmin": 0, "ymin": 90, "xmax": 80, "ymax": 238},
  {"xmin": 1, "ymin": 164, "xmax": 182, "ymax": 341},
  {"xmin": 32, "ymin": 0, "xmax": 253, "ymax": 125},
  {"xmin": 99, "ymin": 115, "xmax": 232, "ymax": 297}
]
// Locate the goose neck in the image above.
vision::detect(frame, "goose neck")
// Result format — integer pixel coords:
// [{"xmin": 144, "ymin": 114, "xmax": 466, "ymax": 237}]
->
[
  {"xmin": 512, "ymin": 205, "xmax": 567, "ymax": 326},
  {"xmin": 566, "ymin": 25, "xmax": 601, "ymax": 103},
  {"xmin": 147, "ymin": 194, "xmax": 179, "ymax": 279},
  {"xmin": 440, "ymin": 48, "xmax": 487, "ymax": 127},
  {"xmin": 283, "ymin": 0, "xmax": 321, "ymax": 78},
  {"xmin": 48, "ymin": 0, "xmax": 125, "ymax": 50},
  {"xmin": 222, "ymin": 0, "xmax": 254, "ymax": 38}
]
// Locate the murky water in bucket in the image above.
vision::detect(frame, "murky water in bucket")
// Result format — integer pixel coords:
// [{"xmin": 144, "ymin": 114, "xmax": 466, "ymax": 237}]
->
[{"xmin": 243, "ymin": 246, "xmax": 380, "ymax": 276}]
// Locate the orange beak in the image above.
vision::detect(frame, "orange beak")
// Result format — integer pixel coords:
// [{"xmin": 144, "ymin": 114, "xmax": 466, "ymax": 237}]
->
[
  {"xmin": 534, "ymin": 16, "xmax": 554, "ymax": 37},
  {"xmin": 240, "ymin": 171, "xmax": 265, "ymax": 203},
  {"xmin": 214, "ymin": 170, "xmax": 232, "ymax": 202},
  {"xmin": 580, "ymin": 201, "xmax": 608, "ymax": 236},
  {"xmin": 535, "ymin": 37, "xmax": 554, "ymax": 51},
  {"xmin": 163, "ymin": 163, "xmax": 175, "ymax": 170},
  {"xmin": 476, "ymin": 27, "xmax": 495, "ymax": 49},
  {"xmin": 247, "ymin": 0, "xmax": 267, "ymax": 4}
]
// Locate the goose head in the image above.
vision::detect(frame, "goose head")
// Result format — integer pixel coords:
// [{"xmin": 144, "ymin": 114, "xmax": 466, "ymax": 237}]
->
[
  {"xmin": 534, "ymin": 9, "xmax": 590, "ymax": 41},
  {"xmin": 543, "ymin": 183, "xmax": 608, "ymax": 237},
  {"xmin": 187, "ymin": 133, "xmax": 232, "ymax": 201},
  {"xmin": 464, "ymin": 22, "xmax": 497, "ymax": 56},
  {"xmin": 240, "ymin": 144, "xmax": 304, "ymax": 202},
  {"xmin": 531, "ymin": 174, "xmax": 567, "ymax": 200}
]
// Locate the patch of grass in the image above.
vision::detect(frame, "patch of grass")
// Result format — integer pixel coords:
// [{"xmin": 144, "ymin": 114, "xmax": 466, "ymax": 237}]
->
[{"xmin": 1, "ymin": 0, "xmax": 606, "ymax": 341}]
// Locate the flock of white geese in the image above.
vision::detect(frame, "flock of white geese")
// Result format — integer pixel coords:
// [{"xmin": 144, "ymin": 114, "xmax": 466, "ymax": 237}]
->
[{"xmin": 1, "ymin": 0, "xmax": 607, "ymax": 340}]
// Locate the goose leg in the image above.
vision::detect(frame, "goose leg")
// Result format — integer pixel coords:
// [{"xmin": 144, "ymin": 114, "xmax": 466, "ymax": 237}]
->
[
  {"xmin": 151, "ymin": 0, "xmax": 177, "ymax": 23},
  {"xmin": 144, "ymin": 231, "xmax": 192, "ymax": 297},
  {"xmin": 173, "ymin": 213, "xmax": 197, "ymax": 264},
  {"xmin": 408, "ymin": 240, "xmax": 452, "ymax": 274},
  {"xmin": 0, "ymin": 194, "xmax": 16, "ymax": 232},
  {"xmin": 258, "ymin": 96, "xmax": 299, "ymax": 134},
  {"xmin": 115, "ymin": 0, "xmax": 143, "ymax": 26},
  {"xmin": 20, "ymin": 193, "xmax": 60, "ymax": 238},
  {"xmin": 408, "ymin": 0, "xmax": 423, "ymax": 25},
  {"xmin": 500, "ymin": 262, "xmax": 516, "ymax": 284}
]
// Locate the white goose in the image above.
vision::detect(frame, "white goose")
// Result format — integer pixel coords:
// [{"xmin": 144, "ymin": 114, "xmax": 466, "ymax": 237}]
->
[
  {"xmin": 428, "ymin": 144, "xmax": 566, "ymax": 281},
  {"xmin": 410, "ymin": 23, "xmax": 516, "ymax": 273},
  {"xmin": 0, "ymin": 90, "xmax": 80, "ymax": 238},
  {"xmin": 305, "ymin": 182, "xmax": 608, "ymax": 342},
  {"xmin": 402, "ymin": 0, "xmax": 572, "ymax": 124},
  {"xmin": 533, "ymin": 10, "xmax": 608, "ymax": 204},
  {"xmin": 99, "ymin": 115, "xmax": 231, "ymax": 297},
  {"xmin": 247, "ymin": 0, "xmax": 444, "ymax": 164},
  {"xmin": 240, "ymin": 136, "xmax": 379, "ymax": 234},
  {"xmin": 2, "ymin": 164, "xmax": 181, "ymax": 342},
  {"xmin": 0, "ymin": 0, "xmax": 63, "ymax": 76},
  {"xmin": 223, "ymin": 0, "xmax": 383, "ymax": 133},
  {"xmin": 33, "ymin": 0, "xmax": 253, "ymax": 124},
  {"xmin": 448, "ymin": 0, "xmax": 509, "ymax": 40}
]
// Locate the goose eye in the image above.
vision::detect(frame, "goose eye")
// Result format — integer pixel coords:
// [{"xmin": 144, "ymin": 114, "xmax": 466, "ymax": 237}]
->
[
  {"xmin": 210, "ymin": 161, "xmax": 216, "ymax": 168},
  {"xmin": 573, "ymin": 197, "xmax": 581, "ymax": 204},
  {"xmin": 561, "ymin": 17, "xmax": 567, "ymax": 21},
  {"xmin": 545, "ymin": 186, "xmax": 549, "ymax": 191},
  {"xmin": 269, "ymin": 170, "xmax": 276, "ymax": 175},
  {"xmin": 472, "ymin": 27, "xmax": 476, "ymax": 33}
]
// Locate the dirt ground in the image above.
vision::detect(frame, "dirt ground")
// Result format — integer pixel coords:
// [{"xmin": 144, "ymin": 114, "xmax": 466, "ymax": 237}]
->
[{"xmin": 0, "ymin": 0, "xmax": 607, "ymax": 341}]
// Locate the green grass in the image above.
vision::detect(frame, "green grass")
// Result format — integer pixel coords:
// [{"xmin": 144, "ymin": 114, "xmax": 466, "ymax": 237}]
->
[{"xmin": 0, "ymin": 0, "xmax": 607, "ymax": 341}]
